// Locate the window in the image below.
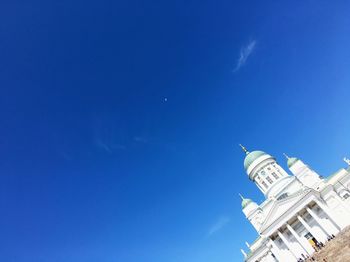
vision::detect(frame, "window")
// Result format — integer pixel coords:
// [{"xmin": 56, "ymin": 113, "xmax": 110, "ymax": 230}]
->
[
  {"xmin": 304, "ymin": 232, "xmax": 313, "ymax": 240},
  {"xmin": 293, "ymin": 223, "xmax": 302, "ymax": 231},
  {"xmin": 266, "ymin": 176, "xmax": 273, "ymax": 184},
  {"xmin": 343, "ymin": 193, "xmax": 350, "ymax": 199},
  {"xmin": 262, "ymin": 181, "xmax": 268, "ymax": 189},
  {"xmin": 277, "ymin": 193, "xmax": 288, "ymax": 200},
  {"xmin": 261, "ymin": 170, "xmax": 266, "ymax": 176},
  {"xmin": 272, "ymin": 172, "xmax": 279, "ymax": 179}
]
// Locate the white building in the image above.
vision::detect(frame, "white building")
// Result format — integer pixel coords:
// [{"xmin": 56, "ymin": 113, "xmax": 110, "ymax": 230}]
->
[{"xmin": 238, "ymin": 146, "xmax": 350, "ymax": 262}]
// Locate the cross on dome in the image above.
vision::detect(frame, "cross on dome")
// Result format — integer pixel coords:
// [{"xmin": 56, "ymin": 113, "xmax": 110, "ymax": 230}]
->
[
  {"xmin": 239, "ymin": 144, "xmax": 249, "ymax": 155},
  {"xmin": 239, "ymin": 193, "xmax": 254, "ymax": 209},
  {"xmin": 283, "ymin": 153, "xmax": 290, "ymax": 159}
]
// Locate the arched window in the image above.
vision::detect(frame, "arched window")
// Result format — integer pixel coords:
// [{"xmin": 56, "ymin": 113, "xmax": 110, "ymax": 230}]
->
[
  {"xmin": 271, "ymin": 172, "xmax": 279, "ymax": 179},
  {"xmin": 277, "ymin": 193, "xmax": 288, "ymax": 200},
  {"xmin": 266, "ymin": 176, "xmax": 273, "ymax": 184},
  {"xmin": 262, "ymin": 181, "xmax": 268, "ymax": 189}
]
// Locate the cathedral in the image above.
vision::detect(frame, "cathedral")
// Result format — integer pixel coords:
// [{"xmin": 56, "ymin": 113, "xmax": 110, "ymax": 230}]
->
[{"xmin": 238, "ymin": 146, "xmax": 350, "ymax": 261}]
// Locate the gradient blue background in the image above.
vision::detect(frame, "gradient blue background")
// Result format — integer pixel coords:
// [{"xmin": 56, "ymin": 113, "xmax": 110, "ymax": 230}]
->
[{"xmin": 1, "ymin": 1, "xmax": 350, "ymax": 261}]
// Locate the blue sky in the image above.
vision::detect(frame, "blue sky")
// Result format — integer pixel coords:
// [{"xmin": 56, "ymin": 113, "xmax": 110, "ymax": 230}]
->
[{"xmin": 1, "ymin": 1, "xmax": 350, "ymax": 261}]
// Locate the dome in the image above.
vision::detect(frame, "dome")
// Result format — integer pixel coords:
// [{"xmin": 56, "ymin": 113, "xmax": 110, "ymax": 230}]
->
[
  {"xmin": 240, "ymin": 194, "xmax": 259, "ymax": 216},
  {"xmin": 241, "ymin": 198, "xmax": 253, "ymax": 209},
  {"xmin": 287, "ymin": 157, "xmax": 299, "ymax": 168},
  {"xmin": 244, "ymin": 151, "xmax": 267, "ymax": 171}
]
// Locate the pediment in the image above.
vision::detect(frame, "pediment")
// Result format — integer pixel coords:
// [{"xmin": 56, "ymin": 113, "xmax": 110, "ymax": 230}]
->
[{"xmin": 259, "ymin": 189, "xmax": 312, "ymax": 232}]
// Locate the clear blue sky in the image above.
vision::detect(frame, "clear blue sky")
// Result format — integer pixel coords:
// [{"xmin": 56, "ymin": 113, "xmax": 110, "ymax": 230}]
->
[{"xmin": 1, "ymin": 1, "xmax": 350, "ymax": 261}]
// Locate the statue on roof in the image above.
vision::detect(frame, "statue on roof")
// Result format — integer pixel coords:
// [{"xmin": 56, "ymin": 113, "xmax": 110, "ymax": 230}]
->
[{"xmin": 343, "ymin": 157, "xmax": 350, "ymax": 166}]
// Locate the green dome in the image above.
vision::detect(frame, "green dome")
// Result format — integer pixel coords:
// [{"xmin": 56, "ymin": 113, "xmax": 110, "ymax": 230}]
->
[
  {"xmin": 242, "ymin": 198, "xmax": 253, "ymax": 209},
  {"xmin": 244, "ymin": 151, "xmax": 267, "ymax": 170},
  {"xmin": 287, "ymin": 157, "xmax": 299, "ymax": 168}
]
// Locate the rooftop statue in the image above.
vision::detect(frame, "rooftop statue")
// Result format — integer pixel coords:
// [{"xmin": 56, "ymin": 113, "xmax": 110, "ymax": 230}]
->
[{"xmin": 344, "ymin": 157, "xmax": 350, "ymax": 166}]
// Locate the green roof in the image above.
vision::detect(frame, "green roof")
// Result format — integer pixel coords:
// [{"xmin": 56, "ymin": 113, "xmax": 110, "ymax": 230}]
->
[
  {"xmin": 241, "ymin": 198, "xmax": 253, "ymax": 209},
  {"xmin": 244, "ymin": 151, "xmax": 267, "ymax": 171},
  {"xmin": 287, "ymin": 157, "xmax": 299, "ymax": 168}
]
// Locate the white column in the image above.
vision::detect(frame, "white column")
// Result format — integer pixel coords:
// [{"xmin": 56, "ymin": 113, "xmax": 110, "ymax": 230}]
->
[
  {"xmin": 297, "ymin": 215, "xmax": 325, "ymax": 245},
  {"xmin": 255, "ymin": 180, "xmax": 265, "ymax": 194},
  {"xmin": 269, "ymin": 238, "xmax": 284, "ymax": 262},
  {"xmin": 286, "ymin": 223, "xmax": 314, "ymax": 256},
  {"xmin": 314, "ymin": 200, "xmax": 341, "ymax": 233},
  {"xmin": 277, "ymin": 230, "xmax": 298, "ymax": 260},
  {"xmin": 306, "ymin": 207, "xmax": 332, "ymax": 238},
  {"xmin": 267, "ymin": 250, "xmax": 278, "ymax": 262}
]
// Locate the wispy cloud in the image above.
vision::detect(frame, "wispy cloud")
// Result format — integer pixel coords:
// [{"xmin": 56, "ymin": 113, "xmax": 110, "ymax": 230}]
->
[
  {"xmin": 133, "ymin": 136, "xmax": 149, "ymax": 144},
  {"xmin": 207, "ymin": 216, "xmax": 231, "ymax": 237},
  {"xmin": 95, "ymin": 138, "xmax": 113, "ymax": 153},
  {"xmin": 233, "ymin": 40, "xmax": 256, "ymax": 72},
  {"xmin": 94, "ymin": 138, "xmax": 126, "ymax": 153}
]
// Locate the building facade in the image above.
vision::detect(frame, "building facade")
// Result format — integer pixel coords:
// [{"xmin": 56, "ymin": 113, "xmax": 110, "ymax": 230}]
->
[{"xmin": 239, "ymin": 146, "xmax": 350, "ymax": 262}]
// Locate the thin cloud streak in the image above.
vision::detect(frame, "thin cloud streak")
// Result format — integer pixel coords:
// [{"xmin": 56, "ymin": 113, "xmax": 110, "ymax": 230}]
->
[
  {"xmin": 133, "ymin": 136, "xmax": 149, "ymax": 143},
  {"xmin": 95, "ymin": 138, "xmax": 113, "ymax": 153},
  {"xmin": 233, "ymin": 40, "xmax": 256, "ymax": 72},
  {"xmin": 207, "ymin": 216, "xmax": 231, "ymax": 237}
]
